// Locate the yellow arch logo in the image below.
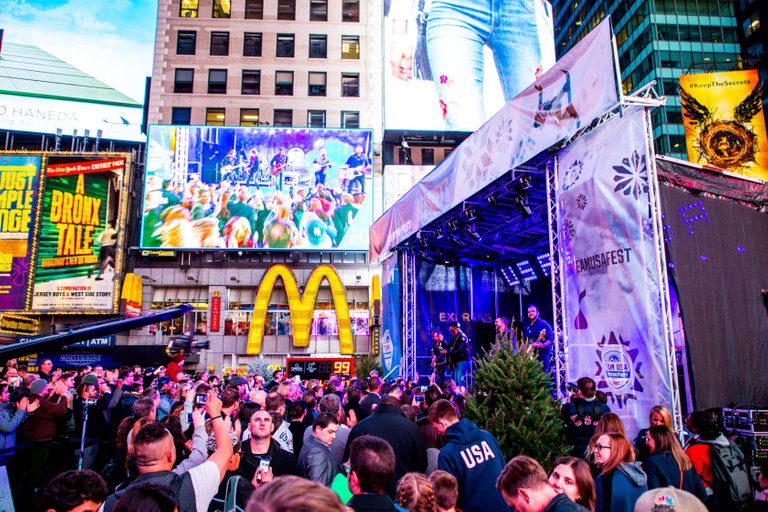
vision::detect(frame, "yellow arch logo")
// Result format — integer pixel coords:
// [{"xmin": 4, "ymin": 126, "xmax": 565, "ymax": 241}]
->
[{"xmin": 246, "ymin": 264, "xmax": 354, "ymax": 355}]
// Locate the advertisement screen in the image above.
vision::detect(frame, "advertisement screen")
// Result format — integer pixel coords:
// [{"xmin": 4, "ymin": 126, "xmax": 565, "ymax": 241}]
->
[
  {"xmin": 383, "ymin": 0, "xmax": 556, "ymax": 132},
  {"xmin": 383, "ymin": 165, "xmax": 433, "ymax": 212},
  {"xmin": 31, "ymin": 155, "xmax": 128, "ymax": 312},
  {"xmin": 679, "ymin": 70, "xmax": 768, "ymax": 181},
  {"xmin": 142, "ymin": 126, "xmax": 374, "ymax": 251},
  {"xmin": 0, "ymin": 154, "xmax": 40, "ymax": 310}
]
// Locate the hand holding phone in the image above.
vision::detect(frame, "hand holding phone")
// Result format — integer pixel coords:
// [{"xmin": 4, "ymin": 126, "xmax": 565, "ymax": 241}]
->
[{"xmin": 256, "ymin": 457, "xmax": 271, "ymax": 484}]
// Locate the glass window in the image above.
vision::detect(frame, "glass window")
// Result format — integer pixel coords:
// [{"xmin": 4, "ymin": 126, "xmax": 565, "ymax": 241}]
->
[
  {"xmin": 342, "ymin": 0, "xmax": 360, "ymax": 22},
  {"xmin": 208, "ymin": 69, "xmax": 228, "ymax": 94},
  {"xmin": 341, "ymin": 35, "xmax": 360, "ymax": 59},
  {"xmin": 341, "ymin": 111, "xmax": 359, "ymax": 128},
  {"xmin": 242, "ymin": 70, "xmax": 261, "ymax": 95},
  {"xmin": 275, "ymin": 71, "xmax": 294, "ymax": 95},
  {"xmin": 278, "ymin": 0, "xmax": 296, "ymax": 20},
  {"xmin": 669, "ymin": 134, "xmax": 686, "ymax": 152},
  {"xmin": 308, "ymin": 71, "xmax": 327, "ymax": 96},
  {"xmin": 422, "ymin": 148, "xmax": 434, "ymax": 165},
  {"xmin": 341, "ymin": 73, "xmax": 360, "ymax": 97},
  {"xmin": 308, "ymin": 110, "xmax": 326, "ymax": 127},
  {"xmin": 309, "ymin": 34, "xmax": 327, "ymax": 58},
  {"xmin": 244, "ymin": 33, "xmax": 262, "ymax": 57},
  {"xmin": 310, "ymin": 0, "xmax": 328, "ymax": 21},
  {"xmin": 180, "ymin": 0, "xmax": 198, "ymax": 17},
  {"xmin": 245, "ymin": 0, "xmax": 264, "ymax": 19},
  {"xmin": 277, "ymin": 34, "xmax": 295, "ymax": 58},
  {"xmin": 210, "ymin": 32, "xmax": 230, "ymax": 56},
  {"xmin": 744, "ymin": 12, "xmax": 761, "ymax": 37},
  {"xmin": 274, "ymin": 109, "xmax": 293, "ymax": 126},
  {"xmin": 206, "ymin": 108, "xmax": 225, "ymax": 126},
  {"xmin": 224, "ymin": 311, "xmax": 251, "ymax": 336},
  {"xmin": 212, "ymin": 0, "xmax": 230, "ymax": 18},
  {"xmin": 666, "ymin": 107, "xmax": 683, "ymax": 124},
  {"xmin": 174, "ymin": 68, "xmax": 194, "ymax": 93},
  {"xmin": 241, "ymin": 109, "xmax": 260, "ymax": 126},
  {"xmin": 177, "ymin": 31, "xmax": 197, "ymax": 55},
  {"xmin": 171, "ymin": 107, "xmax": 192, "ymax": 125}
]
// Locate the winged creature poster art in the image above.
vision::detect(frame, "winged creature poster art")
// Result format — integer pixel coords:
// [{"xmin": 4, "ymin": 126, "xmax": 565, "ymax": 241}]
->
[{"xmin": 679, "ymin": 70, "xmax": 768, "ymax": 181}]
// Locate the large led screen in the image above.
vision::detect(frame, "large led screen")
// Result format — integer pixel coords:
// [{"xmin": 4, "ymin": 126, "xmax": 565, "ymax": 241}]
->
[
  {"xmin": 383, "ymin": 0, "xmax": 556, "ymax": 132},
  {"xmin": 142, "ymin": 126, "xmax": 374, "ymax": 251},
  {"xmin": 0, "ymin": 154, "xmax": 40, "ymax": 310},
  {"xmin": 31, "ymin": 155, "xmax": 128, "ymax": 313}
]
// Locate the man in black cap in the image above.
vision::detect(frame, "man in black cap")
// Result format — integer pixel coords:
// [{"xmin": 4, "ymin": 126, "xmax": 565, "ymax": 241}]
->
[{"xmin": 446, "ymin": 321, "xmax": 470, "ymax": 389}]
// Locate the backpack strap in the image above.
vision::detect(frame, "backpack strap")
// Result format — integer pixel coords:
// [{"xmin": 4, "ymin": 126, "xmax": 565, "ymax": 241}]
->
[{"xmin": 224, "ymin": 475, "xmax": 241, "ymax": 512}]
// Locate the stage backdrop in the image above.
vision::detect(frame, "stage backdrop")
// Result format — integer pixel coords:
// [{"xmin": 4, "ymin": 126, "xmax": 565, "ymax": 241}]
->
[
  {"xmin": 558, "ymin": 108, "xmax": 675, "ymax": 437},
  {"xmin": 660, "ymin": 185, "xmax": 768, "ymax": 408},
  {"xmin": 380, "ymin": 254, "xmax": 402, "ymax": 379}
]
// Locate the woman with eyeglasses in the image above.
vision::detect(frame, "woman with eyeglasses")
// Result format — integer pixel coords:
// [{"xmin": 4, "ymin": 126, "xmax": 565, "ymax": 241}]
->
[
  {"xmin": 642, "ymin": 426, "xmax": 707, "ymax": 501},
  {"xmin": 593, "ymin": 432, "xmax": 648, "ymax": 512}
]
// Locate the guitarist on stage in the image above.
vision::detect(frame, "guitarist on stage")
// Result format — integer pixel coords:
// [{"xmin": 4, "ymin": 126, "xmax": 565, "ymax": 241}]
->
[
  {"xmin": 342, "ymin": 144, "xmax": 371, "ymax": 194},
  {"xmin": 431, "ymin": 329, "xmax": 449, "ymax": 388},
  {"xmin": 312, "ymin": 149, "xmax": 332, "ymax": 187},
  {"xmin": 270, "ymin": 147, "xmax": 289, "ymax": 191},
  {"xmin": 522, "ymin": 304, "xmax": 554, "ymax": 375}
]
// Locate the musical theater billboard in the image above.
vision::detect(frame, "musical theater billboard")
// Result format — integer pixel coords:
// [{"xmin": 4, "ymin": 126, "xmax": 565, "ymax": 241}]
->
[
  {"xmin": 30, "ymin": 154, "xmax": 129, "ymax": 313},
  {"xmin": 383, "ymin": 0, "xmax": 556, "ymax": 132},
  {"xmin": 141, "ymin": 125, "xmax": 374, "ymax": 251},
  {"xmin": 0, "ymin": 154, "xmax": 41, "ymax": 310}
]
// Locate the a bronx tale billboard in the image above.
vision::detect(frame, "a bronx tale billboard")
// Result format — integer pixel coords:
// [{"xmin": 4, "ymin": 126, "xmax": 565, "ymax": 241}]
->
[{"xmin": 0, "ymin": 152, "xmax": 129, "ymax": 320}]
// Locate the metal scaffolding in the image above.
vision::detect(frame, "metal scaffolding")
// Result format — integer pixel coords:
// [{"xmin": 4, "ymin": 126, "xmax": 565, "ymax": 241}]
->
[
  {"xmin": 547, "ymin": 158, "xmax": 568, "ymax": 401},
  {"xmin": 400, "ymin": 248, "xmax": 417, "ymax": 381}
]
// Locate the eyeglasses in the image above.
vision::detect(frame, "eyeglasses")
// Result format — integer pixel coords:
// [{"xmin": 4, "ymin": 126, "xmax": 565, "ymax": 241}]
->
[{"xmin": 594, "ymin": 444, "xmax": 612, "ymax": 451}]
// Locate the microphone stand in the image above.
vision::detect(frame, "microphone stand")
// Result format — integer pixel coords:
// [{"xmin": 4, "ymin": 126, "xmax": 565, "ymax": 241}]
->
[{"xmin": 77, "ymin": 401, "xmax": 91, "ymax": 470}]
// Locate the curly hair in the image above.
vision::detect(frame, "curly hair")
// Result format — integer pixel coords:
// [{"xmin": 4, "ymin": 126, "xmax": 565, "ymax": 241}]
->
[{"xmin": 396, "ymin": 472, "xmax": 436, "ymax": 512}]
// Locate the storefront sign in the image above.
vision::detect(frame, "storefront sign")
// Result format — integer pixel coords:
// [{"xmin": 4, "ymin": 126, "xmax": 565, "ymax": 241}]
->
[{"xmin": 210, "ymin": 292, "xmax": 221, "ymax": 332}]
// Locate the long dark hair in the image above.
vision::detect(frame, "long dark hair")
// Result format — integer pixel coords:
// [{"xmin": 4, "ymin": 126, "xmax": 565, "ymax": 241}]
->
[{"xmin": 549, "ymin": 456, "xmax": 596, "ymax": 511}]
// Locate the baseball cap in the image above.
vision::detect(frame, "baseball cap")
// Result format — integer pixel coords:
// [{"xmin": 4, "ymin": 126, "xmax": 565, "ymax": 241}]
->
[
  {"xmin": 229, "ymin": 376, "xmax": 247, "ymax": 387},
  {"xmin": 30, "ymin": 379, "xmax": 48, "ymax": 395},
  {"xmin": 157, "ymin": 376, "xmax": 171, "ymax": 387},
  {"xmin": 448, "ymin": 321, "xmax": 460, "ymax": 328},
  {"xmin": 82, "ymin": 374, "xmax": 99, "ymax": 386},
  {"xmin": 634, "ymin": 487, "xmax": 707, "ymax": 512}
]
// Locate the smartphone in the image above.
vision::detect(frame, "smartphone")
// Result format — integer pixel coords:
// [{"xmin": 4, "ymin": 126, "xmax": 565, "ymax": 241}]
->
[
  {"xmin": 257, "ymin": 456, "xmax": 271, "ymax": 483},
  {"xmin": 414, "ymin": 395, "xmax": 425, "ymax": 403},
  {"xmin": 186, "ymin": 412, "xmax": 193, "ymax": 423},
  {"xmin": 195, "ymin": 393, "xmax": 207, "ymax": 405},
  {"xmin": 420, "ymin": 385, "xmax": 428, "ymax": 392}
]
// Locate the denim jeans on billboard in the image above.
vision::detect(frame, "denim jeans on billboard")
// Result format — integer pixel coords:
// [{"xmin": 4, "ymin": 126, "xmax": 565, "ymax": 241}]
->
[{"xmin": 426, "ymin": 0, "xmax": 544, "ymax": 130}]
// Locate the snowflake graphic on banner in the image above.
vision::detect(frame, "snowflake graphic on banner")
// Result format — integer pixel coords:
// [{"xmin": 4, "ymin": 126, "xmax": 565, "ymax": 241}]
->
[
  {"xmin": 612, "ymin": 150, "xmax": 649, "ymax": 199},
  {"xmin": 594, "ymin": 331, "xmax": 643, "ymax": 408},
  {"xmin": 562, "ymin": 160, "xmax": 584, "ymax": 191},
  {"xmin": 576, "ymin": 194, "xmax": 588, "ymax": 210}
]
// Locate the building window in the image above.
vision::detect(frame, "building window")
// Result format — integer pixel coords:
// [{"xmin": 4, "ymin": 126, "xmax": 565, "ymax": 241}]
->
[
  {"xmin": 206, "ymin": 108, "xmax": 225, "ymax": 126},
  {"xmin": 308, "ymin": 110, "xmax": 326, "ymax": 127},
  {"xmin": 177, "ymin": 31, "xmax": 197, "ymax": 55},
  {"xmin": 341, "ymin": 111, "xmax": 360, "ymax": 128},
  {"xmin": 278, "ymin": 0, "xmax": 296, "ymax": 20},
  {"xmin": 208, "ymin": 69, "xmax": 228, "ymax": 94},
  {"xmin": 310, "ymin": 0, "xmax": 328, "ymax": 21},
  {"xmin": 275, "ymin": 71, "xmax": 294, "ymax": 95},
  {"xmin": 274, "ymin": 109, "xmax": 293, "ymax": 126},
  {"xmin": 174, "ymin": 68, "xmax": 194, "ymax": 93},
  {"xmin": 242, "ymin": 70, "xmax": 261, "ymax": 95},
  {"xmin": 341, "ymin": 36, "xmax": 360, "ymax": 59},
  {"xmin": 212, "ymin": 0, "xmax": 230, "ymax": 18},
  {"xmin": 171, "ymin": 107, "xmax": 192, "ymax": 125},
  {"xmin": 180, "ymin": 0, "xmax": 198, "ymax": 17},
  {"xmin": 308, "ymin": 72, "xmax": 327, "ymax": 96},
  {"xmin": 341, "ymin": 73, "xmax": 360, "ymax": 97},
  {"xmin": 743, "ymin": 12, "xmax": 761, "ymax": 37},
  {"xmin": 342, "ymin": 0, "xmax": 360, "ymax": 22},
  {"xmin": 244, "ymin": 33, "xmax": 262, "ymax": 57},
  {"xmin": 422, "ymin": 148, "xmax": 434, "ymax": 165},
  {"xmin": 309, "ymin": 34, "xmax": 327, "ymax": 58},
  {"xmin": 276, "ymin": 34, "xmax": 295, "ymax": 58},
  {"xmin": 241, "ymin": 109, "xmax": 260, "ymax": 126},
  {"xmin": 210, "ymin": 32, "xmax": 230, "ymax": 56},
  {"xmin": 245, "ymin": 0, "xmax": 264, "ymax": 19}
]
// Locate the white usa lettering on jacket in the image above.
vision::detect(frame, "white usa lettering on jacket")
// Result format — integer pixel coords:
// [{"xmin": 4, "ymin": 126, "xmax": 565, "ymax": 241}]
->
[{"xmin": 459, "ymin": 441, "xmax": 495, "ymax": 468}]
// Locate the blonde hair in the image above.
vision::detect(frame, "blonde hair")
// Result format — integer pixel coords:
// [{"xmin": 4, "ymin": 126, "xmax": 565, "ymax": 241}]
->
[
  {"xmin": 246, "ymin": 475, "xmax": 350, "ymax": 512},
  {"xmin": 396, "ymin": 473, "xmax": 436, "ymax": 512},
  {"xmin": 649, "ymin": 405, "xmax": 673, "ymax": 429},
  {"xmin": 586, "ymin": 412, "xmax": 627, "ymax": 460}
]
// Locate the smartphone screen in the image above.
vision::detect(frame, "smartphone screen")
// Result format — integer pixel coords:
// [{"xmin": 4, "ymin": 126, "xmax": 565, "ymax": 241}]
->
[{"xmin": 257, "ymin": 456, "xmax": 271, "ymax": 482}]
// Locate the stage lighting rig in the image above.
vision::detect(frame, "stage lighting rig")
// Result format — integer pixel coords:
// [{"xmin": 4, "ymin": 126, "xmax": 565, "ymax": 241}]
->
[{"xmin": 464, "ymin": 207, "xmax": 477, "ymax": 222}]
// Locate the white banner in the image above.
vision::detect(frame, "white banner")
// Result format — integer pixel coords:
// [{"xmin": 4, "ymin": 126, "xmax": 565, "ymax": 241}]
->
[
  {"xmin": 371, "ymin": 17, "xmax": 621, "ymax": 261},
  {"xmin": 557, "ymin": 108, "xmax": 673, "ymax": 437}
]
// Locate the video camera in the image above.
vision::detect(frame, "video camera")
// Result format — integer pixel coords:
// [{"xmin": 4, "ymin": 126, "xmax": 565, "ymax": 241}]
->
[{"xmin": 166, "ymin": 335, "xmax": 210, "ymax": 356}]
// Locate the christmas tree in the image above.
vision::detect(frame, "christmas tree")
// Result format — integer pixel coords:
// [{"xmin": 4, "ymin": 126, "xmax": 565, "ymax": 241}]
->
[{"xmin": 464, "ymin": 341, "xmax": 569, "ymax": 469}]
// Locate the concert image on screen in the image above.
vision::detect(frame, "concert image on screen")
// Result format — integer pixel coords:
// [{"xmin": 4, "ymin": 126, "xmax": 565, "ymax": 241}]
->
[{"xmin": 141, "ymin": 126, "xmax": 374, "ymax": 251}]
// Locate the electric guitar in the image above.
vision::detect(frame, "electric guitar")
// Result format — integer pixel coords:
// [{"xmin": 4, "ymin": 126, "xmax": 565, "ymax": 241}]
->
[
  {"xmin": 312, "ymin": 161, "xmax": 333, "ymax": 173},
  {"xmin": 270, "ymin": 162, "xmax": 286, "ymax": 176}
]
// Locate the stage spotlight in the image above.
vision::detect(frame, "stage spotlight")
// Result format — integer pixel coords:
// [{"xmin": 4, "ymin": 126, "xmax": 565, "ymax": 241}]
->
[
  {"xmin": 467, "ymin": 224, "xmax": 482, "ymax": 241},
  {"xmin": 519, "ymin": 175, "xmax": 533, "ymax": 190},
  {"xmin": 514, "ymin": 194, "xmax": 532, "ymax": 218},
  {"xmin": 486, "ymin": 195, "xmax": 497, "ymax": 206},
  {"xmin": 464, "ymin": 208, "xmax": 477, "ymax": 222},
  {"xmin": 435, "ymin": 228, "xmax": 443, "ymax": 239},
  {"xmin": 446, "ymin": 219, "xmax": 458, "ymax": 231}
]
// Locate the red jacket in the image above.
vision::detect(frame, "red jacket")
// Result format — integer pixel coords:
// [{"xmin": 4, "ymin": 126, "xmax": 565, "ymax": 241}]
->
[{"xmin": 18, "ymin": 393, "xmax": 67, "ymax": 442}]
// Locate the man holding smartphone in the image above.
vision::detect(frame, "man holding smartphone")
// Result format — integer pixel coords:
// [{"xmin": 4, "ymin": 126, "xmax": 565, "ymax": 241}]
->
[{"xmin": 237, "ymin": 409, "xmax": 299, "ymax": 484}]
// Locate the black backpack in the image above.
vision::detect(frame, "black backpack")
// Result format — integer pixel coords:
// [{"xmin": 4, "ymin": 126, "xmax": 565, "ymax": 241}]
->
[{"xmin": 702, "ymin": 438, "xmax": 753, "ymax": 509}]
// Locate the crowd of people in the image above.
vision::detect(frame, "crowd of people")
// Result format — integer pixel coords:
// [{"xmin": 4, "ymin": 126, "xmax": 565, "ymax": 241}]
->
[
  {"xmin": 142, "ymin": 168, "xmax": 367, "ymax": 249},
  {"xmin": 1, "ymin": 357, "xmax": 766, "ymax": 512}
]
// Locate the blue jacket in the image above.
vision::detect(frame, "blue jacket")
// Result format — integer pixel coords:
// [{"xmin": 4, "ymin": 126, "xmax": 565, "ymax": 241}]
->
[
  {"xmin": 595, "ymin": 462, "xmax": 648, "ymax": 512},
  {"xmin": 0, "ymin": 402, "xmax": 29, "ymax": 464},
  {"xmin": 643, "ymin": 451, "xmax": 707, "ymax": 502},
  {"xmin": 437, "ymin": 418, "xmax": 507, "ymax": 512}
]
